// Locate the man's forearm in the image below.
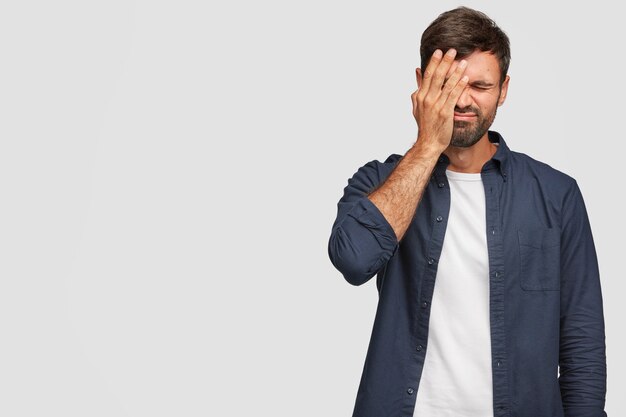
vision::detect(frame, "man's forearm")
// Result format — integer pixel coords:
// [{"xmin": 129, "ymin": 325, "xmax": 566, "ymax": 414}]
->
[{"xmin": 367, "ymin": 139, "xmax": 443, "ymax": 241}]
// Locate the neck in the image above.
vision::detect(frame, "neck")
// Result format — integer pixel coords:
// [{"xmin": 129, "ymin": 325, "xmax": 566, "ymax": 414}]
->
[{"xmin": 443, "ymin": 134, "xmax": 497, "ymax": 173}]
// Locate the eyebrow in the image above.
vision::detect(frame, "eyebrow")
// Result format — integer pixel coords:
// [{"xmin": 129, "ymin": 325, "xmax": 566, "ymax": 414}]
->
[{"xmin": 442, "ymin": 77, "xmax": 496, "ymax": 88}]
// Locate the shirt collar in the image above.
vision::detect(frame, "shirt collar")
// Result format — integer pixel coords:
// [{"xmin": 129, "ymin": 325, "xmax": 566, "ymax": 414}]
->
[
  {"xmin": 488, "ymin": 130, "xmax": 510, "ymax": 180},
  {"xmin": 435, "ymin": 130, "xmax": 510, "ymax": 181}
]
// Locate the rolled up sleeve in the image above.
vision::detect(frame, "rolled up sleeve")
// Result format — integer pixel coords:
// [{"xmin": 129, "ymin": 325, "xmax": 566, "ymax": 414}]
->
[
  {"xmin": 328, "ymin": 160, "xmax": 398, "ymax": 286},
  {"xmin": 558, "ymin": 180, "xmax": 608, "ymax": 417}
]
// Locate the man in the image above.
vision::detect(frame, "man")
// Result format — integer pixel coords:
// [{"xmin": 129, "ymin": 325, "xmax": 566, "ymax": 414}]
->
[{"xmin": 328, "ymin": 6, "xmax": 607, "ymax": 417}]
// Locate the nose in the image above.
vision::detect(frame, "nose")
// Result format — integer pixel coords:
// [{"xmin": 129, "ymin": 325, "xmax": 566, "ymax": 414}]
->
[{"xmin": 455, "ymin": 86, "xmax": 473, "ymax": 109}]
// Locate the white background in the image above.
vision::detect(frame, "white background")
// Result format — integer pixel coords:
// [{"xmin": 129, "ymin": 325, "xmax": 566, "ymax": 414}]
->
[{"xmin": 0, "ymin": 1, "xmax": 622, "ymax": 415}]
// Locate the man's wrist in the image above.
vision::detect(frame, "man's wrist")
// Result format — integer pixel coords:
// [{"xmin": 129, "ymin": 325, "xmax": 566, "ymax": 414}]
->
[{"xmin": 412, "ymin": 135, "xmax": 447, "ymax": 162}]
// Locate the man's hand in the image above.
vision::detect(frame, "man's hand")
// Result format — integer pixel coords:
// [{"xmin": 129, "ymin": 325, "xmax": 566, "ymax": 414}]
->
[
  {"xmin": 411, "ymin": 48, "xmax": 469, "ymax": 151},
  {"xmin": 363, "ymin": 49, "xmax": 469, "ymax": 242}
]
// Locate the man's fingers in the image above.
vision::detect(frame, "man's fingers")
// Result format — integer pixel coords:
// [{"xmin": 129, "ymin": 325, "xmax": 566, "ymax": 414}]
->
[
  {"xmin": 429, "ymin": 48, "xmax": 457, "ymax": 95},
  {"xmin": 416, "ymin": 49, "xmax": 467, "ymax": 124},
  {"xmin": 445, "ymin": 60, "xmax": 460, "ymax": 82},
  {"xmin": 443, "ymin": 75, "xmax": 470, "ymax": 109},
  {"xmin": 419, "ymin": 49, "xmax": 443, "ymax": 96},
  {"xmin": 441, "ymin": 59, "xmax": 467, "ymax": 96}
]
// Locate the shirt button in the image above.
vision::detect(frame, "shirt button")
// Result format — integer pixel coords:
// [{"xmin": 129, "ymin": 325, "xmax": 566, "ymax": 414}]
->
[
  {"xmin": 421, "ymin": 301, "xmax": 429, "ymax": 308},
  {"xmin": 436, "ymin": 215, "xmax": 443, "ymax": 222},
  {"xmin": 428, "ymin": 258, "xmax": 435, "ymax": 265},
  {"xmin": 495, "ymin": 271, "xmax": 502, "ymax": 278},
  {"xmin": 491, "ymin": 228, "xmax": 496, "ymax": 235},
  {"xmin": 416, "ymin": 345, "xmax": 424, "ymax": 352},
  {"xmin": 407, "ymin": 388, "xmax": 414, "ymax": 395},
  {"xmin": 495, "ymin": 360, "xmax": 503, "ymax": 367},
  {"xmin": 437, "ymin": 182, "xmax": 445, "ymax": 188}
]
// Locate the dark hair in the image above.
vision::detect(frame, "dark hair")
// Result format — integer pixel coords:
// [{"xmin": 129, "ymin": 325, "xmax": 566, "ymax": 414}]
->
[{"xmin": 420, "ymin": 7, "xmax": 511, "ymax": 86}]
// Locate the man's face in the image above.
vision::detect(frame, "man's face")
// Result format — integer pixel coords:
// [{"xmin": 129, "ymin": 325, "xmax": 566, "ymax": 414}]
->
[{"xmin": 445, "ymin": 51, "xmax": 509, "ymax": 148}]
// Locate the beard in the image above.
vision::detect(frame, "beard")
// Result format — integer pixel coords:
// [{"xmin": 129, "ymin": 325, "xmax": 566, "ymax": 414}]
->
[{"xmin": 450, "ymin": 102, "xmax": 498, "ymax": 148}]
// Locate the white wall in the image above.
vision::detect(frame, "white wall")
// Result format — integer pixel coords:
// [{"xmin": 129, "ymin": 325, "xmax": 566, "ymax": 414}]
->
[{"xmin": 0, "ymin": 1, "xmax": 621, "ymax": 415}]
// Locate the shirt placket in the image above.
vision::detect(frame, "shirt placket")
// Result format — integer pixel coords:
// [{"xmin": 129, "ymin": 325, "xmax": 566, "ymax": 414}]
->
[
  {"xmin": 406, "ymin": 162, "xmax": 452, "ymax": 413},
  {"xmin": 482, "ymin": 167, "xmax": 510, "ymax": 416}
]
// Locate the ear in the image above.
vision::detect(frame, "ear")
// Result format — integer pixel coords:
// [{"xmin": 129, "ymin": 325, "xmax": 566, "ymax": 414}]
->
[
  {"xmin": 497, "ymin": 75, "xmax": 510, "ymax": 106},
  {"xmin": 415, "ymin": 68, "xmax": 423, "ymax": 88}
]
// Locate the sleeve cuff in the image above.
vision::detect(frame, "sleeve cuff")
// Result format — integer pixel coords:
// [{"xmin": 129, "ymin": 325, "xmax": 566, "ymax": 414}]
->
[{"xmin": 346, "ymin": 196, "xmax": 399, "ymax": 253}]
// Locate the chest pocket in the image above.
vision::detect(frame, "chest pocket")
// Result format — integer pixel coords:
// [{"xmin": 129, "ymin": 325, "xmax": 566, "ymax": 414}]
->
[{"xmin": 518, "ymin": 228, "xmax": 561, "ymax": 291}]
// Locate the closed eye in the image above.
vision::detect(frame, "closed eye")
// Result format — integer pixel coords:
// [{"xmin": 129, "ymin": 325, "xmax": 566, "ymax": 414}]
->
[{"xmin": 471, "ymin": 83, "xmax": 494, "ymax": 90}]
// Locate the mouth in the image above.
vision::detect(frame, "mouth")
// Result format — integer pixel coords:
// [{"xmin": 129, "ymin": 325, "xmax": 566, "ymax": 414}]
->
[{"xmin": 454, "ymin": 112, "xmax": 477, "ymax": 121}]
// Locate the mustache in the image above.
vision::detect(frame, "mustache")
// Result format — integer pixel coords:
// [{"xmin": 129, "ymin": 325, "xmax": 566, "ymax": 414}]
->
[{"xmin": 454, "ymin": 107, "xmax": 480, "ymax": 114}]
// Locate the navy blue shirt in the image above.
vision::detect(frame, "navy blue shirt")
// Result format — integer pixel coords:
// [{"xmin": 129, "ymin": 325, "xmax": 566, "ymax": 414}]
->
[{"xmin": 328, "ymin": 131, "xmax": 607, "ymax": 417}]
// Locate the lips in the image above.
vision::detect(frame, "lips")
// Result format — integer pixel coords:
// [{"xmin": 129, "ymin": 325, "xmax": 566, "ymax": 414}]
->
[{"xmin": 454, "ymin": 112, "xmax": 477, "ymax": 120}]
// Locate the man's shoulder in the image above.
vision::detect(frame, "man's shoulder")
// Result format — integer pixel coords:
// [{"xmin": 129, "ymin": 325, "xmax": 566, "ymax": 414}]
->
[
  {"xmin": 343, "ymin": 154, "xmax": 403, "ymax": 190},
  {"xmin": 383, "ymin": 153, "xmax": 403, "ymax": 164},
  {"xmin": 360, "ymin": 153, "xmax": 402, "ymax": 168},
  {"xmin": 353, "ymin": 153, "xmax": 403, "ymax": 178},
  {"xmin": 508, "ymin": 149, "xmax": 577, "ymax": 189}
]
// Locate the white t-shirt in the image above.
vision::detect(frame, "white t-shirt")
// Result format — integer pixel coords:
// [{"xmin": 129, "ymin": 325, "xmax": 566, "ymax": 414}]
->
[{"xmin": 413, "ymin": 169, "xmax": 494, "ymax": 417}]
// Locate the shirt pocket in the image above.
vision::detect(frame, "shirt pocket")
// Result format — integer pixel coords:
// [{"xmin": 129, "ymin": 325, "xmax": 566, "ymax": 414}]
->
[{"xmin": 517, "ymin": 227, "xmax": 561, "ymax": 291}]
